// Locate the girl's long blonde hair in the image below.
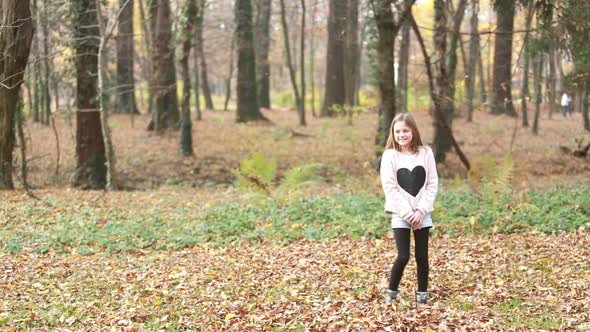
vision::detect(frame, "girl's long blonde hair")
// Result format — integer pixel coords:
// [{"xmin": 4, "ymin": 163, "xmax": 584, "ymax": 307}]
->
[{"xmin": 385, "ymin": 113, "xmax": 423, "ymax": 152}]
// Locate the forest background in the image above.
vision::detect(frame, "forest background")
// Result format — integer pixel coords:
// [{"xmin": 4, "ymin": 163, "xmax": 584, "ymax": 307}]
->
[{"xmin": 1, "ymin": 0, "xmax": 589, "ymax": 329}]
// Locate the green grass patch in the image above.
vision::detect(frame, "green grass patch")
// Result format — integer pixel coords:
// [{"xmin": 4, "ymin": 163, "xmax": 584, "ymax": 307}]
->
[{"xmin": 1, "ymin": 185, "xmax": 589, "ymax": 254}]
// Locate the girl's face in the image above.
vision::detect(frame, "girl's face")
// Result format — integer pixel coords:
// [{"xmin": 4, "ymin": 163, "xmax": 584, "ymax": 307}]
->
[{"xmin": 393, "ymin": 121, "xmax": 414, "ymax": 150}]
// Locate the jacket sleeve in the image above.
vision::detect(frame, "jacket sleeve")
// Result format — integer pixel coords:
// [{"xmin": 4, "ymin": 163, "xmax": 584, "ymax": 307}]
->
[
  {"xmin": 380, "ymin": 150, "xmax": 414, "ymax": 219},
  {"xmin": 416, "ymin": 147, "xmax": 439, "ymax": 215}
]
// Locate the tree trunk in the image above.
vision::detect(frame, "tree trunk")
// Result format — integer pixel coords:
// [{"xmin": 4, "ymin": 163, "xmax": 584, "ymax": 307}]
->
[
  {"xmin": 432, "ymin": 0, "xmax": 453, "ymax": 162},
  {"xmin": 195, "ymin": 0, "xmax": 214, "ymax": 110},
  {"xmin": 235, "ymin": 0, "xmax": 265, "ymax": 122},
  {"xmin": 410, "ymin": 13, "xmax": 470, "ymax": 170},
  {"xmin": 398, "ymin": 19, "xmax": 410, "ymax": 113},
  {"xmin": 180, "ymin": 0, "xmax": 197, "ymax": 156},
  {"xmin": 0, "ymin": 0, "xmax": 34, "ymax": 189},
  {"xmin": 445, "ymin": 0, "xmax": 467, "ymax": 123},
  {"xmin": 372, "ymin": 0, "xmax": 396, "ymax": 157},
  {"xmin": 547, "ymin": 47, "xmax": 556, "ymax": 119},
  {"xmin": 299, "ymin": 0, "xmax": 306, "ymax": 125},
  {"xmin": 532, "ymin": 54, "xmax": 543, "ymax": 135},
  {"xmin": 279, "ymin": 0, "xmax": 304, "ymax": 125},
  {"xmin": 15, "ymin": 95, "xmax": 28, "ymax": 189},
  {"xmin": 148, "ymin": 0, "xmax": 179, "ymax": 130},
  {"xmin": 309, "ymin": 0, "xmax": 319, "ymax": 117},
  {"xmin": 371, "ymin": 0, "xmax": 415, "ymax": 164},
  {"xmin": 192, "ymin": 5, "xmax": 202, "ymax": 120},
  {"xmin": 223, "ymin": 33, "xmax": 235, "ymax": 112},
  {"xmin": 320, "ymin": 0, "xmax": 347, "ymax": 117},
  {"xmin": 95, "ymin": 0, "xmax": 119, "ymax": 191},
  {"xmin": 116, "ymin": 0, "xmax": 139, "ymax": 114},
  {"xmin": 31, "ymin": 0, "xmax": 40, "ymax": 123},
  {"xmin": 345, "ymin": 0, "xmax": 360, "ymax": 107},
  {"xmin": 520, "ymin": 4, "xmax": 534, "ymax": 127},
  {"xmin": 491, "ymin": 0, "xmax": 516, "ymax": 116},
  {"xmin": 72, "ymin": 0, "xmax": 107, "ymax": 189},
  {"xmin": 41, "ymin": 0, "xmax": 52, "ymax": 125},
  {"xmin": 255, "ymin": 0, "xmax": 271, "ymax": 109},
  {"xmin": 466, "ymin": 0, "xmax": 479, "ymax": 121},
  {"xmin": 138, "ymin": 0, "xmax": 154, "ymax": 115}
]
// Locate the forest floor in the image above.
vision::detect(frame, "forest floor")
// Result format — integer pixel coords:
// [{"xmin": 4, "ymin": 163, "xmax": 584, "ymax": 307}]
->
[
  {"xmin": 18, "ymin": 106, "xmax": 590, "ymax": 191},
  {"xmin": 2, "ymin": 232, "xmax": 589, "ymax": 330},
  {"xmin": 2, "ymin": 106, "xmax": 590, "ymax": 330}
]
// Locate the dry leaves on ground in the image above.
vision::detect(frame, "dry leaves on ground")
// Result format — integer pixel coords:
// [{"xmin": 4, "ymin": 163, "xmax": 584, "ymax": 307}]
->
[{"xmin": 1, "ymin": 232, "xmax": 589, "ymax": 331}]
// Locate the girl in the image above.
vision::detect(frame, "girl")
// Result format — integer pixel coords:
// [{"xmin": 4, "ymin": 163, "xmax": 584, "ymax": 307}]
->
[{"xmin": 380, "ymin": 113, "xmax": 438, "ymax": 305}]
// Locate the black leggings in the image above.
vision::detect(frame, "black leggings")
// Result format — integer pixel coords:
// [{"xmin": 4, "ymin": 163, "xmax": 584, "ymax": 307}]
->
[{"xmin": 388, "ymin": 227, "xmax": 430, "ymax": 292}]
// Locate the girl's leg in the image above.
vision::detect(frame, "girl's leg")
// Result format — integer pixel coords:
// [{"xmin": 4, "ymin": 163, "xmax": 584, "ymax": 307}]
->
[
  {"xmin": 413, "ymin": 227, "xmax": 430, "ymax": 292},
  {"xmin": 389, "ymin": 228, "xmax": 411, "ymax": 291}
]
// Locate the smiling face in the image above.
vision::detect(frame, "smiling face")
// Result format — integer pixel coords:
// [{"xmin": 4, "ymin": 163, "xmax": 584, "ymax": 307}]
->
[{"xmin": 393, "ymin": 121, "xmax": 414, "ymax": 152}]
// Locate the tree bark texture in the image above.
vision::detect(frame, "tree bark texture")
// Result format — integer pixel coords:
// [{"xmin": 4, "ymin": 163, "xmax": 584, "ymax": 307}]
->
[
  {"xmin": 520, "ymin": 4, "xmax": 534, "ymax": 127},
  {"xmin": 116, "ymin": 0, "xmax": 138, "ymax": 114},
  {"xmin": 432, "ymin": 0, "xmax": 453, "ymax": 162},
  {"xmin": 255, "ymin": 0, "xmax": 271, "ymax": 109},
  {"xmin": 149, "ymin": 0, "xmax": 179, "ymax": 130},
  {"xmin": 309, "ymin": 0, "xmax": 319, "ymax": 117},
  {"xmin": 0, "ymin": 0, "xmax": 34, "ymax": 189},
  {"xmin": 321, "ymin": 0, "xmax": 347, "ymax": 117},
  {"xmin": 235, "ymin": 0, "xmax": 264, "ymax": 122},
  {"xmin": 547, "ymin": 47, "xmax": 556, "ymax": 119},
  {"xmin": 466, "ymin": 0, "xmax": 479, "ymax": 121},
  {"xmin": 180, "ymin": 0, "xmax": 197, "ymax": 156},
  {"xmin": 491, "ymin": 0, "xmax": 516, "ymax": 116},
  {"xmin": 532, "ymin": 54, "xmax": 543, "ymax": 135},
  {"xmin": 138, "ymin": 0, "xmax": 154, "ymax": 114},
  {"xmin": 223, "ymin": 33, "xmax": 235, "ymax": 112},
  {"xmin": 398, "ymin": 20, "xmax": 410, "ymax": 113},
  {"xmin": 372, "ymin": 0, "xmax": 395, "ymax": 157},
  {"xmin": 279, "ymin": 0, "xmax": 304, "ymax": 125},
  {"xmin": 445, "ymin": 0, "xmax": 467, "ymax": 122},
  {"xmin": 299, "ymin": 0, "xmax": 306, "ymax": 125},
  {"xmin": 345, "ymin": 0, "xmax": 360, "ymax": 107},
  {"xmin": 41, "ymin": 0, "xmax": 51, "ymax": 125},
  {"xmin": 72, "ymin": 0, "xmax": 107, "ymax": 189},
  {"xmin": 195, "ymin": 0, "xmax": 214, "ymax": 110}
]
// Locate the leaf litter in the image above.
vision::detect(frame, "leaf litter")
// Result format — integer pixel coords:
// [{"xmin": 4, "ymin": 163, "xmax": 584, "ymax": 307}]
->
[{"xmin": 1, "ymin": 232, "xmax": 588, "ymax": 330}]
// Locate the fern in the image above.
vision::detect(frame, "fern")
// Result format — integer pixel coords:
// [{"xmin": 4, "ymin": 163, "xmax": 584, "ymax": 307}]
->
[
  {"xmin": 278, "ymin": 163, "xmax": 325, "ymax": 191},
  {"xmin": 232, "ymin": 153, "xmax": 277, "ymax": 194}
]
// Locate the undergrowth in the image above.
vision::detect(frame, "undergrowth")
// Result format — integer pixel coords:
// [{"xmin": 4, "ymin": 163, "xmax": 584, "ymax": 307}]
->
[{"xmin": 1, "ymin": 184, "xmax": 589, "ymax": 255}]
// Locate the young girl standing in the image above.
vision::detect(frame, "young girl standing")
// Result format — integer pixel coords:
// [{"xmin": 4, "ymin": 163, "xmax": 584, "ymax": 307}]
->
[{"xmin": 380, "ymin": 113, "xmax": 438, "ymax": 305}]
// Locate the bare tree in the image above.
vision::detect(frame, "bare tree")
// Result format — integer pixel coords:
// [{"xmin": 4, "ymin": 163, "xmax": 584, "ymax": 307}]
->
[
  {"xmin": 115, "ymin": 0, "xmax": 139, "ymax": 114},
  {"xmin": 179, "ymin": 0, "xmax": 198, "ymax": 156},
  {"xmin": 279, "ymin": 0, "xmax": 305, "ymax": 125},
  {"xmin": 491, "ymin": 0, "xmax": 517, "ymax": 116},
  {"xmin": 72, "ymin": 0, "xmax": 107, "ymax": 189},
  {"xmin": 320, "ymin": 0, "xmax": 347, "ymax": 117},
  {"xmin": 397, "ymin": 19, "xmax": 410, "ymax": 113},
  {"xmin": 520, "ymin": 4, "xmax": 534, "ymax": 127},
  {"xmin": 255, "ymin": 0, "xmax": 271, "ymax": 109},
  {"xmin": 371, "ymin": 0, "xmax": 415, "ymax": 162},
  {"xmin": 409, "ymin": 13, "xmax": 470, "ymax": 169},
  {"xmin": 345, "ymin": 0, "xmax": 360, "ymax": 107},
  {"xmin": 235, "ymin": 0, "xmax": 265, "ymax": 122},
  {"xmin": 148, "ymin": 0, "xmax": 179, "ymax": 130},
  {"xmin": 0, "ymin": 0, "xmax": 34, "ymax": 189},
  {"xmin": 196, "ymin": 0, "xmax": 215, "ymax": 110},
  {"xmin": 465, "ymin": 0, "xmax": 479, "ymax": 121}
]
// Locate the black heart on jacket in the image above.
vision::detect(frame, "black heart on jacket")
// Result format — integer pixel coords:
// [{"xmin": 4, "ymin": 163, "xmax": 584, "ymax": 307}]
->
[{"xmin": 397, "ymin": 166, "xmax": 426, "ymax": 197}]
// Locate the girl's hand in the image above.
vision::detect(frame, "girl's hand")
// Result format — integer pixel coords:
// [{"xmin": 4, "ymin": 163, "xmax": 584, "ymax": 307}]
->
[{"xmin": 409, "ymin": 210, "xmax": 424, "ymax": 229}]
